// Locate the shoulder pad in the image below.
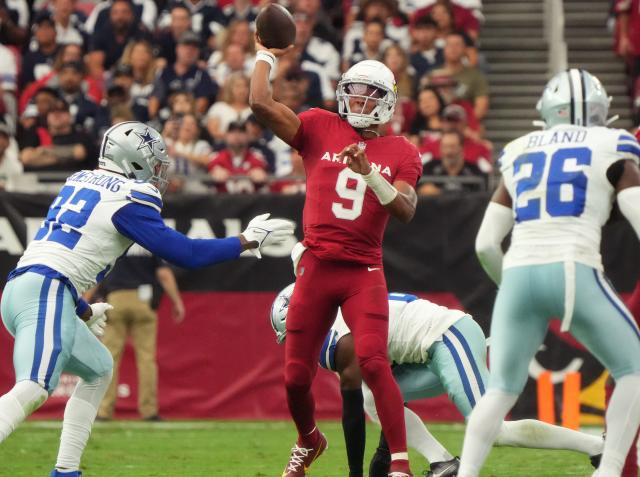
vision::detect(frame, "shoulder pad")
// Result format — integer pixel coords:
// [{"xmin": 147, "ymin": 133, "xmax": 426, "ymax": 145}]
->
[
  {"xmin": 126, "ymin": 181, "xmax": 163, "ymax": 213},
  {"xmin": 498, "ymin": 134, "xmax": 529, "ymax": 172}
]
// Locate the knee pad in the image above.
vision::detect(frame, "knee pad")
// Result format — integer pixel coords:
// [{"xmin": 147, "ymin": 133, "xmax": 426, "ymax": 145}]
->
[
  {"xmin": 13, "ymin": 380, "xmax": 48, "ymax": 415},
  {"xmin": 355, "ymin": 333, "xmax": 387, "ymax": 370},
  {"xmin": 284, "ymin": 359, "xmax": 314, "ymax": 391}
]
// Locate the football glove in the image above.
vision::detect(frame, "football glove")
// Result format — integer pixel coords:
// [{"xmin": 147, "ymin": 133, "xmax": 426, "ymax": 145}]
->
[
  {"xmin": 242, "ymin": 213, "xmax": 296, "ymax": 259},
  {"xmin": 86, "ymin": 302, "xmax": 113, "ymax": 337}
]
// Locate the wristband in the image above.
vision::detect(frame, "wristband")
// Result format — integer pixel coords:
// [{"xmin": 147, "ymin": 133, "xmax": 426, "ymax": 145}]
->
[
  {"xmin": 362, "ymin": 168, "xmax": 398, "ymax": 205},
  {"xmin": 255, "ymin": 50, "xmax": 276, "ymax": 69}
]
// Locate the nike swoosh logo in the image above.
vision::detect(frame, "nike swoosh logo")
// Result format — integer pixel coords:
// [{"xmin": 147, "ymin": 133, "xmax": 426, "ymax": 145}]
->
[{"xmin": 367, "ymin": 267, "xmax": 380, "ymax": 271}]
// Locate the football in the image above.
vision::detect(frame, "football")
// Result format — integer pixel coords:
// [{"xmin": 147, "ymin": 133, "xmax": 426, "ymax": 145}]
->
[{"xmin": 256, "ymin": 3, "xmax": 297, "ymax": 50}]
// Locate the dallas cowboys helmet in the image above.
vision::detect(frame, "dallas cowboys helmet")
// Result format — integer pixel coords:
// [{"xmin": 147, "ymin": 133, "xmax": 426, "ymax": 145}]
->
[
  {"xmin": 537, "ymin": 69, "xmax": 611, "ymax": 128},
  {"xmin": 270, "ymin": 283, "xmax": 295, "ymax": 344},
  {"xmin": 99, "ymin": 121, "xmax": 170, "ymax": 193},
  {"xmin": 337, "ymin": 60, "xmax": 397, "ymax": 129}
]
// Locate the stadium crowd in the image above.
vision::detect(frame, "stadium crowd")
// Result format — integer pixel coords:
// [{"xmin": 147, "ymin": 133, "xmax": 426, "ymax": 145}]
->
[{"xmin": 0, "ymin": 0, "xmax": 493, "ymax": 196}]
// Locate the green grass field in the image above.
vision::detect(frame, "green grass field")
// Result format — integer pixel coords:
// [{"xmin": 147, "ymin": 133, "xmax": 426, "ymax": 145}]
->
[{"xmin": 0, "ymin": 420, "xmax": 599, "ymax": 476}]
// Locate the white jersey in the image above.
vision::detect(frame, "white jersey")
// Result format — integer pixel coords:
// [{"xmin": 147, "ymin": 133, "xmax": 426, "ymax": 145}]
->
[
  {"xmin": 322, "ymin": 293, "xmax": 466, "ymax": 368},
  {"xmin": 500, "ymin": 125, "xmax": 640, "ymax": 271},
  {"xmin": 16, "ymin": 170, "xmax": 163, "ymax": 295}
]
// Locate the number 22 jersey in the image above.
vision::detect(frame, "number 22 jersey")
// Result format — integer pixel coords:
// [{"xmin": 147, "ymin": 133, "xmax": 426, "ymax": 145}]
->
[
  {"xmin": 500, "ymin": 125, "xmax": 640, "ymax": 271},
  {"xmin": 291, "ymin": 108, "xmax": 422, "ymax": 266}
]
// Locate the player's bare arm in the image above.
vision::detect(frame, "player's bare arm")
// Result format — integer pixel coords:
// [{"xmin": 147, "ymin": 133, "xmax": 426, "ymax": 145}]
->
[
  {"xmin": 339, "ymin": 144, "xmax": 418, "ymax": 223},
  {"xmin": 249, "ymin": 38, "xmax": 300, "ymax": 146}
]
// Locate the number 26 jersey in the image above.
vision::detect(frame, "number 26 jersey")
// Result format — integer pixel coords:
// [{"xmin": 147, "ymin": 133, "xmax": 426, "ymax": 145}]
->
[
  {"xmin": 290, "ymin": 108, "xmax": 422, "ymax": 266},
  {"xmin": 500, "ymin": 125, "xmax": 640, "ymax": 270}
]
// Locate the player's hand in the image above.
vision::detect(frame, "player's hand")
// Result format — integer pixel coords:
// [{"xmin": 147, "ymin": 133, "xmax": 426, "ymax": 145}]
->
[
  {"xmin": 172, "ymin": 299, "xmax": 186, "ymax": 323},
  {"xmin": 339, "ymin": 143, "xmax": 372, "ymax": 175},
  {"xmin": 254, "ymin": 33, "xmax": 295, "ymax": 57},
  {"xmin": 241, "ymin": 213, "xmax": 296, "ymax": 259},
  {"xmin": 86, "ymin": 302, "xmax": 113, "ymax": 337}
]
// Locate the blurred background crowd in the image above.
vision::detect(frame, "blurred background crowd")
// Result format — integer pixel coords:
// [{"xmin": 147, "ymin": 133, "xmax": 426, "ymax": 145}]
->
[{"xmin": 0, "ymin": 0, "xmax": 637, "ymax": 196}]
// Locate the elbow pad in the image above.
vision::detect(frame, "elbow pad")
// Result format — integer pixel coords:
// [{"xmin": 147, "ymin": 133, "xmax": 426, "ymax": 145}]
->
[{"xmin": 618, "ymin": 186, "xmax": 640, "ymax": 238}]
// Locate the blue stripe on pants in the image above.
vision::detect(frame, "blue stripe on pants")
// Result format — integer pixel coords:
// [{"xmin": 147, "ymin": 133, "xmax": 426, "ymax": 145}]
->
[
  {"xmin": 442, "ymin": 334, "xmax": 476, "ymax": 407},
  {"xmin": 30, "ymin": 277, "xmax": 51, "ymax": 384},
  {"xmin": 44, "ymin": 283, "xmax": 64, "ymax": 389},
  {"xmin": 449, "ymin": 325, "xmax": 486, "ymax": 395},
  {"xmin": 593, "ymin": 270, "xmax": 640, "ymax": 341}
]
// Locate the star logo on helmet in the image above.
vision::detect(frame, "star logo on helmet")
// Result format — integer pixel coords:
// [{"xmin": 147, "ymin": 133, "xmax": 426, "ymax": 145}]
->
[{"xmin": 135, "ymin": 128, "xmax": 159, "ymax": 153}]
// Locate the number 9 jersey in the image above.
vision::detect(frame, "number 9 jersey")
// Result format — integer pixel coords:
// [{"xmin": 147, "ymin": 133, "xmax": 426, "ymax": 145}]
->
[
  {"xmin": 290, "ymin": 108, "xmax": 422, "ymax": 265},
  {"xmin": 499, "ymin": 125, "xmax": 640, "ymax": 271}
]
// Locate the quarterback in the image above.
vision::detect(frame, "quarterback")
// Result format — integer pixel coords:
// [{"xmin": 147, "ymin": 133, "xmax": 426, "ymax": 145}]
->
[
  {"xmin": 251, "ymin": 37, "xmax": 422, "ymax": 476},
  {"xmin": 271, "ymin": 286, "xmax": 605, "ymax": 477},
  {"xmin": 458, "ymin": 70, "xmax": 640, "ymax": 477},
  {"xmin": 0, "ymin": 122, "xmax": 295, "ymax": 476}
]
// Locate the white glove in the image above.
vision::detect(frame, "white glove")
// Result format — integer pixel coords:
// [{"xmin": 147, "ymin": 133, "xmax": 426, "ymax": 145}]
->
[
  {"xmin": 241, "ymin": 213, "xmax": 296, "ymax": 259},
  {"xmin": 86, "ymin": 303, "xmax": 113, "ymax": 337}
]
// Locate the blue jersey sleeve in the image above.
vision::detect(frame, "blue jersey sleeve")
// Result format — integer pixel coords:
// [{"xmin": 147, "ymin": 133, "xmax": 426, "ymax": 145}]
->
[
  {"xmin": 617, "ymin": 132, "xmax": 640, "ymax": 164},
  {"xmin": 112, "ymin": 202, "xmax": 242, "ymax": 269}
]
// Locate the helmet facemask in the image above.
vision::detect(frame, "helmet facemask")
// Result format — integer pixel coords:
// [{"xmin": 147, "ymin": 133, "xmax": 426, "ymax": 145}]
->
[{"xmin": 337, "ymin": 80, "xmax": 396, "ymax": 129}]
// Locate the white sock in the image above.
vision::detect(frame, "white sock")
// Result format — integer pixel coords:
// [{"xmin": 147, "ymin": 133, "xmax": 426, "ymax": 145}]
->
[
  {"xmin": 458, "ymin": 389, "xmax": 518, "ymax": 477},
  {"xmin": 0, "ymin": 380, "xmax": 48, "ymax": 442},
  {"xmin": 496, "ymin": 419, "xmax": 603, "ymax": 456},
  {"xmin": 597, "ymin": 373, "xmax": 640, "ymax": 477},
  {"xmin": 55, "ymin": 371, "xmax": 112, "ymax": 472},
  {"xmin": 405, "ymin": 406, "xmax": 453, "ymax": 463}
]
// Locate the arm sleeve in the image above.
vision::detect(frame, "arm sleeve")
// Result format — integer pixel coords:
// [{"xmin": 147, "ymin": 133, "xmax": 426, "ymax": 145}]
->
[
  {"xmin": 289, "ymin": 108, "xmax": 323, "ymax": 153},
  {"xmin": 395, "ymin": 144, "xmax": 424, "ymax": 187},
  {"xmin": 112, "ymin": 202, "xmax": 242, "ymax": 269},
  {"xmin": 617, "ymin": 186, "xmax": 640, "ymax": 239},
  {"xmin": 475, "ymin": 201, "xmax": 514, "ymax": 285}
]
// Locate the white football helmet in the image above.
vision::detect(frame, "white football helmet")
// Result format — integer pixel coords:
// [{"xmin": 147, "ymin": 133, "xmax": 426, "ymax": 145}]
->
[
  {"xmin": 337, "ymin": 60, "xmax": 397, "ymax": 129},
  {"xmin": 270, "ymin": 282, "xmax": 295, "ymax": 344},
  {"xmin": 537, "ymin": 69, "xmax": 611, "ymax": 128},
  {"xmin": 98, "ymin": 121, "xmax": 170, "ymax": 193}
]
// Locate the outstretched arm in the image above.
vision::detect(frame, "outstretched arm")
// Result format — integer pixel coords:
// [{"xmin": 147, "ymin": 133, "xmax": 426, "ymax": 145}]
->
[
  {"xmin": 249, "ymin": 39, "xmax": 301, "ymax": 146},
  {"xmin": 475, "ymin": 180, "xmax": 514, "ymax": 285},
  {"xmin": 615, "ymin": 159, "xmax": 640, "ymax": 238}
]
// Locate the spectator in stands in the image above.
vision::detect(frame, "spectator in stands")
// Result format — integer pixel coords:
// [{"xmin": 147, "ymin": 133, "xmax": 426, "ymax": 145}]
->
[
  {"xmin": 155, "ymin": 4, "xmax": 192, "ymax": 68},
  {"xmin": 56, "ymin": 61, "xmax": 100, "ymax": 138},
  {"xmin": 19, "ymin": 97, "xmax": 96, "ymax": 171},
  {"xmin": 207, "ymin": 21, "xmax": 255, "ymax": 80},
  {"xmin": 18, "ymin": 86, "xmax": 59, "ymax": 148},
  {"xmin": 0, "ymin": 44, "xmax": 18, "ymax": 131},
  {"xmin": 384, "ymin": 43, "xmax": 415, "ymax": 99},
  {"xmin": 410, "ymin": 15, "xmax": 444, "ymax": 81},
  {"xmin": 85, "ymin": 0, "xmax": 157, "ymax": 36},
  {"xmin": 0, "ymin": 0, "xmax": 28, "ymax": 46},
  {"xmin": 209, "ymin": 42, "xmax": 253, "ymax": 86},
  {"xmin": 292, "ymin": 0, "xmax": 342, "ymax": 50},
  {"xmin": 164, "ymin": 113, "xmax": 211, "ymax": 192},
  {"xmin": 206, "ymin": 73, "xmax": 251, "ymax": 143},
  {"xmin": 106, "ymin": 64, "xmax": 149, "ymax": 124},
  {"xmin": 0, "ymin": 123, "xmax": 23, "ymax": 191},
  {"xmin": 221, "ymin": 0, "xmax": 259, "ymax": 27},
  {"xmin": 245, "ymin": 114, "xmax": 277, "ymax": 174},
  {"xmin": 409, "ymin": 86, "xmax": 445, "ymax": 145},
  {"xmin": 428, "ymin": 32, "xmax": 488, "ymax": 120},
  {"xmin": 344, "ymin": 0, "xmax": 411, "ymax": 61},
  {"xmin": 418, "ymin": 129, "xmax": 485, "ymax": 195},
  {"xmin": 86, "ymin": 0, "xmax": 151, "ymax": 78},
  {"xmin": 615, "ymin": 0, "xmax": 640, "ymax": 125},
  {"xmin": 343, "ymin": 18, "xmax": 392, "ymax": 70},
  {"xmin": 413, "ymin": 0, "xmax": 480, "ymax": 41},
  {"xmin": 294, "ymin": 11, "xmax": 341, "ymax": 83},
  {"xmin": 22, "ymin": 12, "xmax": 59, "ymax": 88},
  {"xmin": 157, "ymin": 0, "xmax": 224, "ymax": 51},
  {"xmin": 50, "ymin": 0, "xmax": 87, "ymax": 47},
  {"xmin": 149, "ymin": 31, "xmax": 218, "ymax": 121},
  {"xmin": 419, "ymin": 104, "xmax": 492, "ymax": 171},
  {"xmin": 119, "ymin": 40, "xmax": 158, "ymax": 119},
  {"xmin": 208, "ymin": 120, "xmax": 268, "ymax": 194}
]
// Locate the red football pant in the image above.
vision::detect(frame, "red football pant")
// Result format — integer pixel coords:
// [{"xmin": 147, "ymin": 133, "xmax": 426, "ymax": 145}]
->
[{"xmin": 284, "ymin": 251, "xmax": 407, "ymax": 454}]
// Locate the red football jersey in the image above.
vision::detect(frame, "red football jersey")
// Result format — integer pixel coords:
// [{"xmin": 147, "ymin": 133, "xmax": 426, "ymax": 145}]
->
[{"xmin": 291, "ymin": 109, "xmax": 422, "ymax": 265}]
